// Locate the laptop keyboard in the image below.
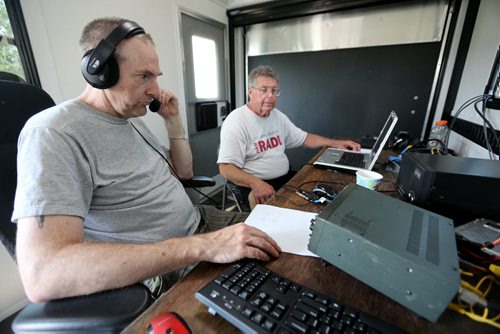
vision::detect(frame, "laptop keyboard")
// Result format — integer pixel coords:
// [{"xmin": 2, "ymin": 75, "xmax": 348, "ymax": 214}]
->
[
  {"xmin": 337, "ymin": 152, "xmax": 365, "ymax": 168},
  {"xmin": 196, "ymin": 260, "xmax": 405, "ymax": 333}
]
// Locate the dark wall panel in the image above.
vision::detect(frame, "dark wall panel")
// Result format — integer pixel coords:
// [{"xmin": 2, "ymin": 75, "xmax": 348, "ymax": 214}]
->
[{"xmin": 249, "ymin": 42, "xmax": 440, "ymax": 169}]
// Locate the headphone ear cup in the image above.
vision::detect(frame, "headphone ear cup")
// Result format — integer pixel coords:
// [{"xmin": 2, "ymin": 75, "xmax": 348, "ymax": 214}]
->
[{"xmin": 81, "ymin": 49, "xmax": 120, "ymax": 89}]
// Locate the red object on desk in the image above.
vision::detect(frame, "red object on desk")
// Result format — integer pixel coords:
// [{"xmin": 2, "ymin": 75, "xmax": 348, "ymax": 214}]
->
[{"xmin": 148, "ymin": 312, "xmax": 192, "ymax": 334}]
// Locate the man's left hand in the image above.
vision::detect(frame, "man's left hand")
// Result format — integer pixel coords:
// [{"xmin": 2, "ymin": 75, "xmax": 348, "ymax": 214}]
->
[{"xmin": 332, "ymin": 139, "xmax": 361, "ymax": 151}]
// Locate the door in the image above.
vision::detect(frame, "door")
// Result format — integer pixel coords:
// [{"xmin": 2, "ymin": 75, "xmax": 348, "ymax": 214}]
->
[{"xmin": 181, "ymin": 12, "xmax": 227, "ymax": 176}]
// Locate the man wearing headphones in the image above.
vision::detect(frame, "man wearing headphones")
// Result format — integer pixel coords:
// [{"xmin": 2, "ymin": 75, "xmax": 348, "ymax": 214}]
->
[{"xmin": 12, "ymin": 17, "xmax": 281, "ymax": 303}]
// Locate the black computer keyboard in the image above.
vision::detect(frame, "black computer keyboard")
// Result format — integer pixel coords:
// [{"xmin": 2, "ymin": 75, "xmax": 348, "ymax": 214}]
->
[
  {"xmin": 337, "ymin": 152, "xmax": 365, "ymax": 168},
  {"xmin": 195, "ymin": 261, "xmax": 405, "ymax": 333}
]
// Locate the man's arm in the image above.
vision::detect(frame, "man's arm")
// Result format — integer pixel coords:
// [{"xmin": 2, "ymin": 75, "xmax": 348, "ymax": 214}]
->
[
  {"xmin": 156, "ymin": 89, "xmax": 193, "ymax": 179},
  {"xmin": 302, "ymin": 133, "xmax": 361, "ymax": 151},
  {"xmin": 164, "ymin": 115, "xmax": 193, "ymax": 179},
  {"xmin": 17, "ymin": 215, "xmax": 281, "ymax": 302},
  {"xmin": 219, "ymin": 163, "xmax": 275, "ymax": 205}
]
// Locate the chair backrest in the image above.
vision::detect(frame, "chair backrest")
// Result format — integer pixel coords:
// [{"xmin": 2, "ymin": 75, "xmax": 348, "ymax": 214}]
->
[
  {"xmin": 0, "ymin": 80, "xmax": 55, "ymax": 258},
  {"xmin": 216, "ymin": 144, "xmax": 245, "ymax": 212},
  {"xmin": 0, "ymin": 71, "xmax": 27, "ymax": 83}
]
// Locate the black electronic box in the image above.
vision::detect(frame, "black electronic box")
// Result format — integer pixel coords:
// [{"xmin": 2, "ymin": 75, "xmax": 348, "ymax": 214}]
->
[{"xmin": 396, "ymin": 152, "xmax": 500, "ymax": 219}]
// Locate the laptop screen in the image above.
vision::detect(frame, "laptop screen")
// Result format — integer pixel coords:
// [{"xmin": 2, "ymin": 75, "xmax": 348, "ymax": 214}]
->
[{"xmin": 369, "ymin": 111, "xmax": 398, "ymax": 162}]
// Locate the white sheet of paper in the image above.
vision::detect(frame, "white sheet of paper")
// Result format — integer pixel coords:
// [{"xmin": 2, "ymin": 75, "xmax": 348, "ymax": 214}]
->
[{"xmin": 244, "ymin": 204, "xmax": 318, "ymax": 257}]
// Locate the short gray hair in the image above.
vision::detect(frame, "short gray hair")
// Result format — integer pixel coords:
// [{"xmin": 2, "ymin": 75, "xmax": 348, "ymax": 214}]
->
[
  {"xmin": 79, "ymin": 17, "xmax": 154, "ymax": 60},
  {"xmin": 248, "ymin": 65, "xmax": 279, "ymax": 87}
]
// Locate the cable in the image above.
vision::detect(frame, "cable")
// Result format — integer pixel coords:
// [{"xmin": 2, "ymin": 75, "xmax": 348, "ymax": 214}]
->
[
  {"xmin": 459, "ymin": 258, "xmax": 491, "ymax": 274},
  {"xmin": 483, "ymin": 95, "xmax": 499, "ymax": 159},
  {"xmin": 298, "ymin": 180, "xmax": 346, "ymax": 189},
  {"xmin": 448, "ymin": 266, "xmax": 500, "ymax": 329},
  {"xmin": 283, "ymin": 184, "xmax": 299, "ymax": 191},
  {"xmin": 130, "ymin": 123, "xmax": 219, "ymax": 206},
  {"xmin": 190, "ymin": 187, "xmax": 219, "ymax": 206},
  {"xmin": 377, "ymin": 189, "xmax": 398, "ymax": 193},
  {"xmin": 130, "ymin": 123, "xmax": 178, "ymax": 174},
  {"xmin": 478, "ymin": 98, "xmax": 495, "ymax": 159},
  {"xmin": 445, "ymin": 94, "xmax": 498, "ymax": 158},
  {"xmin": 281, "ymin": 183, "xmax": 329, "ymax": 204},
  {"xmin": 274, "ymin": 195, "xmax": 316, "ymax": 207},
  {"xmin": 445, "ymin": 94, "xmax": 487, "ymax": 153},
  {"xmin": 398, "ymin": 139, "xmax": 448, "ymax": 155},
  {"xmin": 448, "ymin": 303, "xmax": 499, "ymax": 329},
  {"xmin": 474, "ymin": 97, "xmax": 500, "ymax": 159}
]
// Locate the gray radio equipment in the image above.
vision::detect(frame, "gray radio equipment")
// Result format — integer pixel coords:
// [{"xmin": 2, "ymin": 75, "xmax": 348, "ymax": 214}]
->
[{"xmin": 308, "ymin": 183, "xmax": 460, "ymax": 322}]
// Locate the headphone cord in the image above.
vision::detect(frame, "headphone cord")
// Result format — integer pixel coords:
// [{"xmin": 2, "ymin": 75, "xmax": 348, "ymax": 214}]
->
[
  {"xmin": 130, "ymin": 122, "xmax": 178, "ymax": 177},
  {"xmin": 130, "ymin": 123, "xmax": 219, "ymax": 206}
]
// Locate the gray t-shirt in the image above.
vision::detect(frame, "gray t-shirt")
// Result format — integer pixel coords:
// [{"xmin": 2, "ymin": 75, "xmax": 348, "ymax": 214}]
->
[{"xmin": 12, "ymin": 99, "xmax": 200, "ymax": 243}]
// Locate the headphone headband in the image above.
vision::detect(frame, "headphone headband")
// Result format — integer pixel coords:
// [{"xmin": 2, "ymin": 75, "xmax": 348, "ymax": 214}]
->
[
  {"xmin": 81, "ymin": 20, "xmax": 145, "ymax": 89},
  {"xmin": 86, "ymin": 21, "xmax": 145, "ymax": 75}
]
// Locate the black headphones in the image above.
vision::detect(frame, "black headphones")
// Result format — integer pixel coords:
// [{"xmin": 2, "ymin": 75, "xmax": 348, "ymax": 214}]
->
[{"xmin": 81, "ymin": 20, "xmax": 145, "ymax": 89}]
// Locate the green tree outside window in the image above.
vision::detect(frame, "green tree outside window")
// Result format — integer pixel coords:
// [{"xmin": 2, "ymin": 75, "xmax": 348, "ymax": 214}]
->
[{"xmin": 0, "ymin": 0, "xmax": 25, "ymax": 80}]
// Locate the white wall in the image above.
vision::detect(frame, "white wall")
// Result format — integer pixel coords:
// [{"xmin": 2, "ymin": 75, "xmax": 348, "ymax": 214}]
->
[
  {"xmin": 0, "ymin": 247, "xmax": 28, "ymax": 321},
  {"xmin": 446, "ymin": 0, "xmax": 500, "ymax": 159},
  {"xmin": 0, "ymin": 0, "xmax": 227, "ymax": 321},
  {"xmin": 20, "ymin": 0, "xmax": 228, "ymax": 146}
]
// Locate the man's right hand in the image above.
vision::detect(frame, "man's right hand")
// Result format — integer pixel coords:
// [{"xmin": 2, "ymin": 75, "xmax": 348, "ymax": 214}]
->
[
  {"xmin": 250, "ymin": 179, "xmax": 276, "ymax": 205},
  {"xmin": 218, "ymin": 163, "xmax": 276, "ymax": 207},
  {"xmin": 197, "ymin": 223, "xmax": 281, "ymax": 263}
]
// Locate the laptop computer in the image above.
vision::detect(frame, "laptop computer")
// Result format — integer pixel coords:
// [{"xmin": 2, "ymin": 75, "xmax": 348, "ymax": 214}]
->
[{"xmin": 313, "ymin": 111, "xmax": 398, "ymax": 172}]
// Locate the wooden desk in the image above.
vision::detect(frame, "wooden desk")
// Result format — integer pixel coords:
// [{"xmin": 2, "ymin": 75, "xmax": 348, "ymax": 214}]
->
[{"xmin": 123, "ymin": 151, "xmax": 495, "ymax": 334}]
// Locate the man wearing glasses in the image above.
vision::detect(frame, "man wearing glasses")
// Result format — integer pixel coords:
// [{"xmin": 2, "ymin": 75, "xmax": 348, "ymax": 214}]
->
[{"xmin": 218, "ymin": 65, "xmax": 360, "ymax": 211}]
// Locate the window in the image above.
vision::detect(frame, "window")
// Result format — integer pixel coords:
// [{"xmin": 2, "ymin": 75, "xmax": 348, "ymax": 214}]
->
[
  {"xmin": 0, "ymin": 0, "xmax": 40, "ymax": 85},
  {"xmin": 0, "ymin": 0, "xmax": 23, "ymax": 80},
  {"xmin": 192, "ymin": 35, "xmax": 218, "ymax": 99}
]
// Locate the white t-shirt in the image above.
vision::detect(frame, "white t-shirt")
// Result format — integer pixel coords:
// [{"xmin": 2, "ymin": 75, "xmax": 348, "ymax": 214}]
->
[{"xmin": 217, "ymin": 105, "xmax": 307, "ymax": 180}]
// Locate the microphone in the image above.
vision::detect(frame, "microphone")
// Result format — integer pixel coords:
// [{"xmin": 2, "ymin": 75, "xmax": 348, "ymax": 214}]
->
[{"xmin": 149, "ymin": 98, "xmax": 161, "ymax": 112}]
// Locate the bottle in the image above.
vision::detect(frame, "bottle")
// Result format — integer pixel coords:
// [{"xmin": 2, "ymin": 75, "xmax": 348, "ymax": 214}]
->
[{"xmin": 427, "ymin": 120, "xmax": 448, "ymax": 150}]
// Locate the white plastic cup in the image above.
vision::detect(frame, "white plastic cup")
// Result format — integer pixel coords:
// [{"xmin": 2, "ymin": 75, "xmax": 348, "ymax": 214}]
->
[{"xmin": 356, "ymin": 170, "xmax": 383, "ymax": 190}]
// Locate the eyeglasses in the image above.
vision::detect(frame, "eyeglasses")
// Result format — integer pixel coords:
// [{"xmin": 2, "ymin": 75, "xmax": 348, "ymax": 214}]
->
[{"xmin": 251, "ymin": 87, "xmax": 281, "ymax": 97}]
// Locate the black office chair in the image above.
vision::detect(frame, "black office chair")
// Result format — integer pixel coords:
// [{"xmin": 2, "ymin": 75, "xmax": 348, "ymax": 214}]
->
[
  {"xmin": 222, "ymin": 180, "xmax": 247, "ymax": 212},
  {"xmin": 0, "ymin": 79, "xmax": 54, "ymax": 259},
  {"xmin": 215, "ymin": 145, "xmax": 245, "ymax": 212},
  {"xmin": 180, "ymin": 175, "xmax": 216, "ymax": 188},
  {"xmin": 0, "ymin": 71, "xmax": 26, "ymax": 83},
  {"xmin": 221, "ymin": 168, "xmax": 296, "ymax": 213},
  {"xmin": 0, "ymin": 79, "xmax": 152, "ymax": 333}
]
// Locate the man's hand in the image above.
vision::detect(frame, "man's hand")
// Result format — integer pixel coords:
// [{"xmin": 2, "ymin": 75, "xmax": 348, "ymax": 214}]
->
[
  {"xmin": 250, "ymin": 179, "xmax": 276, "ymax": 205},
  {"xmin": 302, "ymin": 134, "xmax": 361, "ymax": 151},
  {"xmin": 155, "ymin": 89, "xmax": 180, "ymax": 120},
  {"xmin": 332, "ymin": 139, "xmax": 361, "ymax": 151},
  {"xmin": 219, "ymin": 164, "xmax": 276, "ymax": 206},
  {"xmin": 198, "ymin": 223, "xmax": 281, "ymax": 263}
]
